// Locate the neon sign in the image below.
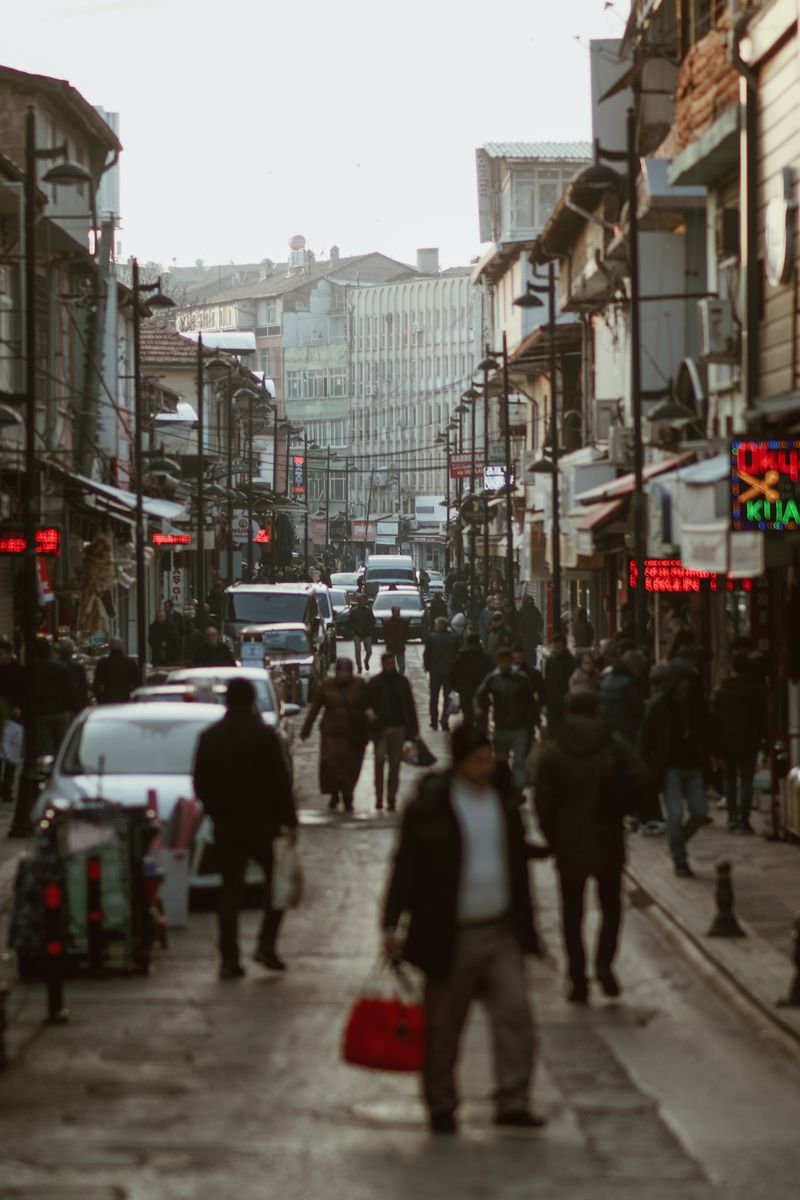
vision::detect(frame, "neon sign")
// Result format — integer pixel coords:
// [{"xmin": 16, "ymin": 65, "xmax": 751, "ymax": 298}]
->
[
  {"xmin": 731, "ymin": 439, "xmax": 800, "ymax": 531},
  {"xmin": 0, "ymin": 527, "xmax": 61, "ymax": 557},
  {"xmin": 152, "ymin": 532, "xmax": 191, "ymax": 546},
  {"xmin": 629, "ymin": 559, "xmax": 752, "ymax": 594},
  {"xmin": 254, "ymin": 528, "xmax": 271, "ymax": 544},
  {"xmin": 291, "ymin": 454, "xmax": 306, "ymax": 496}
]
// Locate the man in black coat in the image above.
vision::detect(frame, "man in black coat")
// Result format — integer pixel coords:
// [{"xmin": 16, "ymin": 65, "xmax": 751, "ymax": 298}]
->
[
  {"xmin": 543, "ymin": 633, "xmax": 575, "ymax": 735},
  {"xmin": 193, "ymin": 678, "xmax": 298, "ymax": 978},
  {"xmin": 423, "ymin": 617, "xmax": 459, "ymax": 731},
  {"xmin": 364, "ymin": 652, "xmax": 418, "ymax": 811},
  {"xmin": 347, "ymin": 594, "xmax": 376, "ymax": 673},
  {"xmin": 0, "ymin": 638, "xmax": 25, "ymax": 804},
  {"xmin": 191, "ymin": 626, "xmax": 236, "ymax": 668},
  {"xmin": 474, "ymin": 648, "xmax": 538, "ymax": 797},
  {"xmin": 93, "ymin": 638, "xmax": 139, "ymax": 704},
  {"xmin": 57, "ymin": 638, "xmax": 89, "ymax": 714},
  {"xmin": 448, "ymin": 633, "xmax": 493, "ymax": 730},
  {"xmin": 35, "ymin": 638, "xmax": 76, "ymax": 756},
  {"xmin": 711, "ymin": 652, "xmax": 767, "ymax": 832},
  {"xmin": 383, "ymin": 726, "xmax": 542, "ymax": 1134},
  {"xmin": 149, "ymin": 609, "xmax": 179, "ymax": 667},
  {"xmin": 528, "ymin": 690, "xmax": 650, "ymax": 1002}
]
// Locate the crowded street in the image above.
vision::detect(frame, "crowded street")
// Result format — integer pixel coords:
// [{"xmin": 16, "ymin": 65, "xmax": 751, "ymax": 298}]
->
[{"xmin": 2, "ymin": 644, "xmax": 800, "ymax": 1200}]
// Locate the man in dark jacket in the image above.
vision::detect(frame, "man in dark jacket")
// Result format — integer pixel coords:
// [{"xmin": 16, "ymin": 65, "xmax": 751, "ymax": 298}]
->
[
  {"xmin": 428, "ymin": 592, "xmax": 448, "ymax": 623},
  {"xmin": 528, "ymin": 690, "xmax": 650, "ymax": 1002},
  {"xmin": 543, "ymin": 634, "xmax": 575, "ymax": 735},
  {"xmin": 640, "ymin": 663, "xmax": 711, "ymax": 877},
  {"xmin": 599, "ymin": 657, "xmax": 645, "ymax": 745},
  {"xmin": 364, "ymin": 652, "xmax": 418, "ymax": 811},
  {"xmin": 193, "ymin": 678, "xmax": 298, "ymax": 978},
  {"xmin": 474, "ymin": 648, "xmax": 537, "ymax": 796},
  {"xmin": 191, "ymin": 626, "xmax": 236, "ymax": 668},
  {"xmin": 383, "ymin": 726, "xmax": 542, "ymax": 1134},
  {"xmin": 381, "ymin": 606, "xmax": 410, "ymax": 675},
  {"xmin": 517, "ymin": 595, "xmax": 544, "ymax": 665},
  {"xmin": 449, "ymin": 634, "xmax": 493, "ymax": 730},
  {"xmin": 57, "ymin": 638, "xmax": 89, "ymax": 714},
  {"xmin": 35, "ymin": 638, "xmax": 76, "ymax": 756},
  {"xmin": 0, "ymin": 638, "xmax": 25, "ymax": 804},
  {"xmin": 347, "ymin": 594, "xmax": 376, "ymax": 673},
  {"xmin": 423, "ymin": 617, "xmax": 459, "ymax": 731},
  {"xmin": 93, "ymin": 638, "xmax": 140, "ymax": 704},
  {"xmin": 149, "ymin": 609, "xmax": 179, "ymax": 667},
  {"xmin": 711, "ymin": 653, "xmax": 767, "ymax": 832}
]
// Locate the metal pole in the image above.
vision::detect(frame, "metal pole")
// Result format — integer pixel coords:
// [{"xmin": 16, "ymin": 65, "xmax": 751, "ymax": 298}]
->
[
  {"xmin": 226, "ymin": 367, "xmax": 234, "ymax": 586},
  {"xmin": 482, "ymin": 355, "xmax": 490, "ymax": 594},
  {"xmin": 196, "ymin": 335, "xmax": 205, "ymax": 608},
  {"xmin": 548, "ymin": 263, "xmax": 562, "ymax": 637},
  {"xmin": 325, "ymin": 445, "xmax": 331, "ymax": 549},
  {"xmin": 303, "ymin": 432, "xmax": 309, "ymax": 568},
  {"xmin": 444, "ymin": 433, "xmax": 451, "ymax": 575},
  {"xmin": 627, "ymin": 105, "xmax": 646, "ymax": 646},
  {"xmin": 272, "ymin": 406, "xmax": 279, "ymax": 493},
  {"xmin": 133, "ymin": 260, "xmax": 147, "ymax": 682},
  {"xmin": 284, "ymin": 421, "xmax": 291, "ymax": 500},
  {"xmin": 502, "ymin": 332, "xmax": 515, "ymax": 610},
  {"xmin": 344, "ymin": 454, "xmax": 350, "ymax": 567},
  {"xmin": 247, "ymin": 398, "xmax": 254, "ymax": 576},
  {"xmin": 469, "ymin": 394, "xmax": 477, "ymax": 598},
  {"xmin": 456, "ymin": 410, "xmax": 464, "ymax": 573},
  {"xmin": 11, "ymin": 107, "xmax": 41, "ymax": 835}
]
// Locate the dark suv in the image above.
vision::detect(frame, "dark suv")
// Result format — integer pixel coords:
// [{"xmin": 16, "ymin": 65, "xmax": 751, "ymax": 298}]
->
[{"xmin": 223, "ymin": 583, "xmax": 327, "ymax": 669}]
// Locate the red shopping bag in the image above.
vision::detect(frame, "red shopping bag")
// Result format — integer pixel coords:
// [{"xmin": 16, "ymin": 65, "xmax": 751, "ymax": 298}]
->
[{"xmin": 343, "ymin": 964, "xmax": 426, "ymax": 1072}]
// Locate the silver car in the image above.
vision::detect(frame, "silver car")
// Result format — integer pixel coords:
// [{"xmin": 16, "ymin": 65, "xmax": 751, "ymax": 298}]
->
[{"xmin": 372, "ymin": 587, "xmax": 428, "ymax": 641}]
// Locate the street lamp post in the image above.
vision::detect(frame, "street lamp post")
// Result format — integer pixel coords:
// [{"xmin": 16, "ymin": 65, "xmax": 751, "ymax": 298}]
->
[
  {"xmin": 233, "ymin": 387, "xmax": 260, "ymax": 578},
  {"xmin": 206, "ymin": 357, "xmax": 235, "ymax": 585},
  {"xmin": 462, "ymin": 386, "xmax": 481, "ymax": 597},
  {"xmin": 195, "ymin": 335, "xmax": 206, "ymax": 609},
  {"xmin": 477, "ymin": 343, "xmax": 515, "ymax": 610},
  {"xmin": 325, "ymin": 444, "xmax": 331, "ymax": 550},
  {"xmin": 481, "ymin": 355, "xmax": 491, "ymax": 594}
]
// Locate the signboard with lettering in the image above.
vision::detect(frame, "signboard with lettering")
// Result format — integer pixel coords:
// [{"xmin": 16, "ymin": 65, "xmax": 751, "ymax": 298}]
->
[
  {"xmin": 629, "ymin": 558, "xmax": 752, "ymax": 593},
  {"xmin": 0, "ymin": 526, "xmax": 61, "ymax": 557},
  {"xmin": 450, "ymin": 453, "xmax": 482, "ymax": 479},
  {"xmin": 291, "ymin": 454, "xmax": 306, "ymax": 497},
  {"xmin": 731, "ymin": 439, "xmax": 800, "ymax": 531},
  {"xmin": 483, "ymin": 465, "xmax": 514, "ymax": 491},
  {"xmin": 152, "ymin": 532, "xmax": 191, "ymax": 547},
  {"xmin": 351, "ymin": 520, "xmax": 376, "ymax": 542}
]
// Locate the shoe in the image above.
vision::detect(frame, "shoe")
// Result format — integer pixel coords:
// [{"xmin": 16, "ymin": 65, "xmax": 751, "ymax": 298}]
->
[
  {"xmin": 495, "ymin": 1110, "xmax": 546, "ymax": 1129},
  {"xmin": 375, "ymin": 799, "xmax": 383, "ymax": 811},
  {"xmin": 429, "ymin": 721, "xmax": 438, "ymax": 731},
  {"xmin": 429, "ymin": 1112, "xmax": 457, "ymax": 1134},
  {"xmin": 567, "ymin": 981, "xmax": 589, "ymax": 1004},
  {"xmin": 365, "ymin": 656, "xmax": 371, "ymax": 668},
  {"xmin": 254, "ymin": 951, "xmax": 286, "ymax": 972},
  {"xmin": 596, "ymin": 964, "xmax": 621, "ymax": 998},
  {"xmin": 739, "ymin": 821, "xmax": 755, "ymax": 834},
  {"xmin": 328, "ymin": 796, "xmax": 339, "ymax": 811},
  {"xmin": 387, "ymin": 801, "xmax": 397, "ymax": 812},
  {"xmin": 441, "ymin": 722, "xmax": 449, "ymax": 732},
  {"xmin": 674, "ymin": 863, "xmax": 694, "ymax": 878},
  {"xmin": 357, "ymin": 666, "xmax": 363, "ymax": 674},
  {"xmin": 344, "ymin": 799, "xmax": 354, "ymax": 813},
  {"xmin": 219, "ymin": 962, "xmax": 245, "ymax": 979}
]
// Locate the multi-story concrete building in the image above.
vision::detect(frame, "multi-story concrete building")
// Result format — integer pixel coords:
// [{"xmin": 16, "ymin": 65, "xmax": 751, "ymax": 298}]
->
[{"xmin": 348, "ymin": 250, "xmax": 482, "ymax": 568}]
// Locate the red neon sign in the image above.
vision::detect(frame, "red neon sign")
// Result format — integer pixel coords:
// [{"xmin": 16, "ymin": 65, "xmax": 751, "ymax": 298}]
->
[
  {"xmin": 152, "ymin": 532, "xmax": 191, "ymax": 546},
  {"xmin": 254, "ymin": 527, "xmax": 271, "ymax": 544},
  {"xmin": 0, "ymin": 527, "xmax": 61, "ymax": 557},
  {"xmin": 629, "ymin": 559, "xmax": 752, "ymax": 594}
]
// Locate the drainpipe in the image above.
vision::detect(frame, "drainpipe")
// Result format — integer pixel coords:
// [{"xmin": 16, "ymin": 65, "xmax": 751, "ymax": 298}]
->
[{"xmin": 731, "ymin": 14, "xmax": 760, "ymax": 427}]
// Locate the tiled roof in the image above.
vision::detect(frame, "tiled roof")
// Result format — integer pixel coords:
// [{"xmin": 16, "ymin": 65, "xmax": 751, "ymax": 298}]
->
[
  {"xmin": 482, "ymin": 141, "xmax": 592, "ymax": 160},
  {"xmin": 199, "ymin": 252, "xmax": 413, "ymax": 306},
  {"xmin": 140, "ymin": 322, "xmax": 208, "ymax": 364}
]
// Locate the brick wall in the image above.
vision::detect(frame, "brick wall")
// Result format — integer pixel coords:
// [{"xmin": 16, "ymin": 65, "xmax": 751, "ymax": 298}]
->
[{"xmin": 658, "ymin": 23, "xmax": 739, "ymax": 158}]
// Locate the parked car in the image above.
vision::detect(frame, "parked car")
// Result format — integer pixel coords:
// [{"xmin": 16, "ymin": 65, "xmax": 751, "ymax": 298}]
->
[
  {"xmin": 330, "ymin": 571, "xmax": 361, "ymax": 592},
  {"xmin": 32, "ymin": 702, "xmax": 238, "ymax": 890},
  {"xmin": 330, "ymin": 587, "xmax": 354, "ymax": 637},
  {"xmin": 311, "ymin": 584, "xmax": 337, "ymax": 669},
  {"xmin": 223, "ymin": 582, "xmax": 324, "ymax": 664},
  {"xmin": 235, "ymin": 623, "xmax": 321, "ymax": 705},
  {"xmin": 372, "ymin": 586, "xmax": 428, "ymax": 641},
  {"xmin": 426, "ymin": 570, "xmax": 446, "ymax": 596}
]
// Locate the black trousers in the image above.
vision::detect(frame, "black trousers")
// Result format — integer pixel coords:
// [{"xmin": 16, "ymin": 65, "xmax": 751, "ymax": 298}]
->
[
  {"xmin": 557, "ymin": 864, "xmax": 622, "ymax": 987},
  {"xmin": 429, "ymin": 674, "xmax": 451, "ymax": 726},
  {"xmin": 0, "ymin": 760, "xmax": 16, "ymax": 804},
  {"xmin": 215, "ymin": 826, "xmax": 283, "ymax": 967}
]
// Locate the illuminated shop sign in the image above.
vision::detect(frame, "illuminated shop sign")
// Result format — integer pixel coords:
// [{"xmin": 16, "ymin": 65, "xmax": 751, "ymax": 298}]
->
[
  {"xmin": 152, "ymin": 532, "xmax": 191, "ymax": 546},
  {"xmin": 254, "ymin": 528, "xmax": 271, "ymax": 544},
  {"xmin": 731, "ymin": 439, "xmax": 800, "ymax": 531},
  {"xmin": 629, "ymin": 559, "xmax": 752, "ymax": 593},
  {"xmin": 291, "ymin": 455, "xmax": 306, "ymax": 496},
  {"xmin": 0, "ymin": 527, "xmax": 61, "ymax": 556}
]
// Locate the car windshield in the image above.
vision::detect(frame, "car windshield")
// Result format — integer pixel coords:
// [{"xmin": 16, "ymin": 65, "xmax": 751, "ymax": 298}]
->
[
  {"xmin": 227, "ymin": 592, "xmax": 307, "ymax": 624},
  {"xmin": 264, "ymin": 630, "xmax": 310, "ymax": 654},
  {"xmin": 61, "ymin": 715, "xmax": 214, "ymax": 776},
  {"xmin": 329, "ymin": 590, "xmax": 347, "ymax": 607},
  {"xmin": 373, "ymin": 594, "xmax": 419, "ymax": 612},
  {"xmin": 365, "ymin": 567, "xmax": 415, "ymax": 582},
  {"xmin": 315, "ymin": 591, "xmax": 333, "ymax": 618}
]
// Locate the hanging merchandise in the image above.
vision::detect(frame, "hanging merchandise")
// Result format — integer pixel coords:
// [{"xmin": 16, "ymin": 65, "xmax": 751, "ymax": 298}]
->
[
  {"xmin": 36, "ymin": 558, "xmax": 55, "ymax": 605},
  {"xmin": 77, "ymin": 534, "xmax": 115, "ymax": 635}
]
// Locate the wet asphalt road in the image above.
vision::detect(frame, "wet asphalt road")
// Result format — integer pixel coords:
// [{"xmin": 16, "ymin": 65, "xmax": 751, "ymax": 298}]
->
[{"xmin": 1, "ymin": 642, "xmax": 800, "ymax": 1200}]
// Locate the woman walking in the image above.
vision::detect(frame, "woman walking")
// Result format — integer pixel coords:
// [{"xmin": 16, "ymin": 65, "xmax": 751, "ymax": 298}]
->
[
  {"xmin": 300, "ymin": 658, "xmax": 368, "ymax": 812},
  {"xmin": 569, "ymin": 651, "xmax": 599, "ymax": 696}
]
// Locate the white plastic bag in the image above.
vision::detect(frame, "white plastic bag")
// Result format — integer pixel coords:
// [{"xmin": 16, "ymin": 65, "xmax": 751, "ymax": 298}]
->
[
  {"xmin": 271, "ymin": 834, "xmax": 304, "ymax": 910},
  {"xmin": 0, "ymin": 719, "xmax": 24, "ymax": 765}
]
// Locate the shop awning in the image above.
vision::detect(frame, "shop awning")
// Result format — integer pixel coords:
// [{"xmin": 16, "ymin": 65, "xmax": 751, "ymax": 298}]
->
[
  {"xmin": 54, "ymin": 468, "xmax": 186, "ymax": 523},
  {"xmin": 574, "ymin": 451, "xmax": 695, "ymax": 505},
  {"xmin": 747, "ymin": 391, "xmax": 800, "ymax": 424},
  {"xmin": 572, "ymin": 497, "xmax": 626, "ymax": 531}
]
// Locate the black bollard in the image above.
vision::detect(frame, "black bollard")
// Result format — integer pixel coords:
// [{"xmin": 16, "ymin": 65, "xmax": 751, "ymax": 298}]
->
[
  {"xmin": 42, "ymin": 876, "xmax": 68, "ymax": 1024},
  {"xmin": 0, "ymin": 982, "xmax": 8, "ymax": 1071},
  {"xmin": 707, "ymin": 859, "xmax": 746, "ymax": 938},
  {"xmin": 778, "ymin": 913, "xmax": 800, "ymax": 1008}
]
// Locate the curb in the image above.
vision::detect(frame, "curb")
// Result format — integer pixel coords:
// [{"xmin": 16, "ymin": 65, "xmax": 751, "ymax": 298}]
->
[{"xmin": 623, "ymin": 859, "xmax": 800, "ymax": 1051}]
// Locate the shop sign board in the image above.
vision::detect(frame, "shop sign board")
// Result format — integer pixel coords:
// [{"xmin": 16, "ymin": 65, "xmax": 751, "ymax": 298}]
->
[
  {"xmin": 311, "ymin": 519, "xmax": 327, "ymax": 542},
  {"xmin": 152, "ymin": 531, "xmax": 191, "ymax": 547},
  {"xmin": 168, "ymin": 566, "xmax": 185, "ymax": 608},
  {"xmin": 460, "ymin": 495, "xmax": 489, "ymax": 525},
  {"xmin": 483, "ymin": 465, "xmax": 514, "ymax": 491},
  {"xmin": 450, "ymin": 453, "xmax": 482, "ymax": 479},
  {"xmin": 231, "ymin": 513, "xmax": 260, "ymax": 545},
  {"xmin": 375, "ymin": 519, "xmax": 399, "ymax": 538},
  {"xmin": 291, "ymin": 454, "xmax": 306, "ymax": 497},
  {"xmin": 0, "ymin": 526, "xmax": 61, "ymax": 556},
  {"xmin": 629, "ymin": 558, "xmax": 752, "ymax": 593},
  {"xmin": 351, "ymin": 520, "xmax": 375, "ymax": 542},
  {"xmin": 731, "ymin": 439, "xmax": 800, "ymax": 531}
]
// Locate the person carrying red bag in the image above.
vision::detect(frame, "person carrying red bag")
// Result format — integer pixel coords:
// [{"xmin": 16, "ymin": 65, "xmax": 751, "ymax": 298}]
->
[{"xmin": 381, "ymin": 726, "xmax": 545, "ymax": 1135}]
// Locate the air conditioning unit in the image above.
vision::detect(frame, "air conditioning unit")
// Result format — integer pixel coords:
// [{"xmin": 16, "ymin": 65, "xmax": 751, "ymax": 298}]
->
[
  {"xmin": 697, "ymin": 298, "xmax": 737, "ymax": 363},
  {"xmin": 608, "ymin": 424, "xmax": 634, "ymax": 467}
]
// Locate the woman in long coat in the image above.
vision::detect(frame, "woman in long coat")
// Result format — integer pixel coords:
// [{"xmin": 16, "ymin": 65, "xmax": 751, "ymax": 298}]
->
[{"xmin": 300, "ymin": 658, "xmax": 368, "ymax": 812}]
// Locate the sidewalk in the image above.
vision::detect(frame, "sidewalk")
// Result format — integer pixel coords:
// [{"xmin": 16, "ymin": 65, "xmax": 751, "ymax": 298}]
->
[{"xmin": 625, "ymin": 809, "xmax": 800, "ymax": 1043}]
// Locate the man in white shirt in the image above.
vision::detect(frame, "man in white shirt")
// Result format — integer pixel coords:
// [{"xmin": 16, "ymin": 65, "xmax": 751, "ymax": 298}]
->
[{"xmin": 383, "ymin": 726, "xmax": 544, "ymax": 1135}]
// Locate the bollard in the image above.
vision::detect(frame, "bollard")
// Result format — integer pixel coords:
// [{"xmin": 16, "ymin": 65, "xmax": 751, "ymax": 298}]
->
[
  {"xmin": 42, "ymin": 876, "xmax": 68, "ymax": 1024},
  {"xmin": 777, "ymin": 913, "xmax": 800, "ymax": 1008},
  {"xmin": 0, "ymin": 982, "xmax": 8, "ymax": 1071},
  {"xmin": 707, "ymin": 859, "xmax": 746, "ymax": 938},
  {"xmin": 86, "ymin": 854, "xmax": 104, "ymax": 976}
]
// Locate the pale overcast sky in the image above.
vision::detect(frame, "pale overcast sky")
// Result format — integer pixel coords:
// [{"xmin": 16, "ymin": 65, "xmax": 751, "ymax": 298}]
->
[{"xmin": 5, "ymin": 0, "xmax": 627, "ymax": 269}]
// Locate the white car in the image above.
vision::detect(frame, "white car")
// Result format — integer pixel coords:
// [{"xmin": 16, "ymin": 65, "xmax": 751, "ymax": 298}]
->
[
  {"xmin": 426, "ymin": 571, "xmax": 446, "ymax": 595},
  {"xmin": 372, "ymin": 587, "xmax": 428, "ymax": 641}
]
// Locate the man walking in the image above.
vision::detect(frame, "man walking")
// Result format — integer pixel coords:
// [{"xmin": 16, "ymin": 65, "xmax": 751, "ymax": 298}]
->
[
  {"xmin": 423, "ymin": 616, "xmax": 459, "ymax": 731},
  {"xmin": 382, "ymin": 726, "xmax": 543, "ymax": 1134},
  {"xmin": 474, "ymin": 647, "xmax": 537, "ymax": 797},
  {"xmin": 382, "ymin": 605, "xmax": 410, "ymax": 675},
  {"xmin": 448, "ymin": 633, "xmax": 493, "ymax": 731},
  {"xmin": 0, "ymin": 638, "xmax": 25, "ymax": 805},
  {"xmin": 193, "ymin": 678, "xmax": 298, "ymax": 978},
  {"xmin": 640, "ymin": 664, "xmax": 711, "ymax": 877},
  {"xmin": 527, "ymin": 691, "xmax": 649, "ymax": 1002},
  {"xmin": 711, "ymin": 653, "xmax": 767, "ymax": 832},
  {"xmin": 57, "ymin": 637, "xmax": 89, "ymax": 715},
  {"xmin": 191, "ymin": 626, "xmax": 236, "ymax": 667},
  {"xmin": 543, "ymin": 633, "xmax": 575, "ymax": 735},
  {"xmin": 149, "ymin": 608, "xmax": 179, "ymax": 667},
  {"xmin": 365, "ymin": 652, "xmax": 418, "ymax": 811},
  {"xmin": 347, "ymin": 594, "xmax": 376, "ymax": 674},
  {"xmin": 94, "ymin": 637, "xmax": 139, "ymax": 704}
]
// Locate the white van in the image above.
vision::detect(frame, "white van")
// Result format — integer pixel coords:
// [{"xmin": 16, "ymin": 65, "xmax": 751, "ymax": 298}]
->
[{"xmin": 363, "ymin": 554, "xmax": 418, "ymax": 599}]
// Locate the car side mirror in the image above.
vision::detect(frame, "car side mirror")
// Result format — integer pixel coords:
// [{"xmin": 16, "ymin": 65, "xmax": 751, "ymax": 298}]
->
[
  {"xmin": 35, "ymin": 755, "xmax": 55, "ymax": 779},
  {"xmin": 281, "ymin": 702, "xmax": 300, "ymax": 719}
]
